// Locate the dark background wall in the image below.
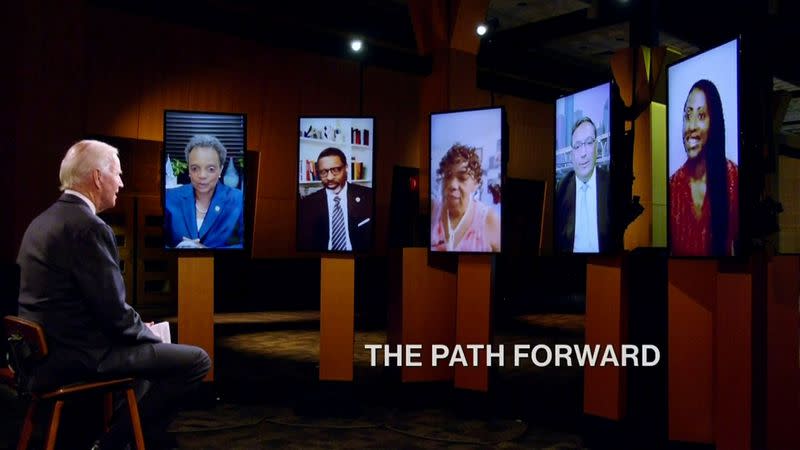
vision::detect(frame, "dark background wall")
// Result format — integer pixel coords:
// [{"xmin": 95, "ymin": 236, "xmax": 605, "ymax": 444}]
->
[{"xmin": 4, "ymin": 1, "xmax": 561, "ymax": 316}]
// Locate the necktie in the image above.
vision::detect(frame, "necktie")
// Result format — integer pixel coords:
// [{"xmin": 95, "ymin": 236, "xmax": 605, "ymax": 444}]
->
[
  {"xmin": 330, "ymin": 195, "xmax": 347, "ymax": 250},
  {"xmin": 581, "ymin": 183, "xmax": 589, "ymax": 227},
  {"xmin": 579, "ymin": 183, "xmax": 589, "ymax": 244}
]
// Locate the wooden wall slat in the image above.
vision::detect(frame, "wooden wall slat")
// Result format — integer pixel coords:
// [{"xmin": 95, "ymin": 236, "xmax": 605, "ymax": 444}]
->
[
  {"xmin": 584, "ymin": 258, "xmax": 626, "ymax": 419},
  {"xmin": 454, "ymin": 255, "xmax": 493, "ymax": 391},
  {"xmin": 715, "ymin": 269, "xmax": 753, "ymax": 450},
  {"xmin": 498, "ymin": 94, "xmax": 554, "ymax": 253},
  {"xmin": 15, "ymin": 5, "xmax": 553, "ymax": 264},
  {"xmin": 668, "ymin": 259, "xmax": 716, "ymax": 444},
  {"xmin": 319, "ymin": 257, "xmax": 355, "ymax": 381},
  {"xmin": 401, "ymin": 248, "xmax": 457, "ymax": 382},
  {"xmin": 766, "ymin": 256, "xmax": 800, "ymax": 449},
  {"xmin": 626, "ymin": 107, "xmax": 653, "ymax": 249},
  {"xmin": 778, "ymin": 156, "xmax": 800, "ymax": 253},
  {"xmin": 178, "ymin": 257, "xmax": 215, "ymax": 381},
  {"xmin": 10, "ymin": 0, "xmax": 87, "ymax": 260}
]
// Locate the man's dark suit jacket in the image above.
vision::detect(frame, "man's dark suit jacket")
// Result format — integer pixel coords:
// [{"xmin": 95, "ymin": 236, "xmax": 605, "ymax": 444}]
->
[
  {"xmin": 554, "ymin": 167, "xmax": 611, "ymax": 254},
  {"xmin": 297, "ymin": 183, "xmax": 373, "ymax": 252},
  {"xmin": 17, "ymin": 194, "xmax": 159, "ymax": 390}
]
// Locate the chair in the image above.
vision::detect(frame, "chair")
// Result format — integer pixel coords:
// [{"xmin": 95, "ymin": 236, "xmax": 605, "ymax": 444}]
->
[{"xmin": 3, "ymin": 315, "xmax": 145, "ymax": 450}]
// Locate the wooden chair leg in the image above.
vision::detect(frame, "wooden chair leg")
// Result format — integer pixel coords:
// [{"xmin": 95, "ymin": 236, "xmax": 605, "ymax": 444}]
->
[
  {"xmin": 126, "ymin": 388, "xmax": 146, "ymax": 450},
  {"xmin": 44, "ymin": 400, "xmax": 64, "ymax": 450},
  {"xmin": 103, "ymin": 392, "xmax": 113, "ymax": 432},
  {"xmin": 16, "ymin": 399, "xmax": 37, "ymax": 450}
]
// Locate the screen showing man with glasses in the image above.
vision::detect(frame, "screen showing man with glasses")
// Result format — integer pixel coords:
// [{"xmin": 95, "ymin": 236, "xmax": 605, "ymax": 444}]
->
[
  {"xmin": 297, "ymin": 146, "xmax": 374, "ymax": 252},
  {"xmin": 555, "ymin": 115, "xmax": 611, "ymax": 253}
]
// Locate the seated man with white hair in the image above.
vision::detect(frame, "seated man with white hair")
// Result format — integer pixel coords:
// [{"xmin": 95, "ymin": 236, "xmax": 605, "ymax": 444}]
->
[{"xmin": 16, "ymin": 140, "xmax": 211, "ymax": 449}]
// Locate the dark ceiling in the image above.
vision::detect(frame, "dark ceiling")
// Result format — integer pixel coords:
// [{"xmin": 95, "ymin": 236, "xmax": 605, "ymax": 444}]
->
[
  {"xmin": 91, "ymin": 0, "xmax": 800, "ymax": 133},
  {"xmin": 480, "ymin": 0, "xmax": 800, "ymax": 96}
]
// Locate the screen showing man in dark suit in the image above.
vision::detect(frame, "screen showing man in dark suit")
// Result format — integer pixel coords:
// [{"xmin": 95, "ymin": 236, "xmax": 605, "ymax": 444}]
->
[
  {"xmin": 297, "ymin": 147, "xmax": 374, "ymax": 252},
  {"xmin": 554, "ymin": 82, "xmax": 612, "ymax": 254}
]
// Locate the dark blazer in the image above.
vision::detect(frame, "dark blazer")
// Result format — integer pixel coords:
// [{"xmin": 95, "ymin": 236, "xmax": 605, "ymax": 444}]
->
[
  {"xmin": 555, "ymin": 167, "xmax": 611, "ymax": 253},
  {"xmin": 297, "ymin": 183, "xmax": 373, "ymax": 252},
  {"xmin": 164, "ymin": 183, "xmax": 245, "ymax": 248},
  {"xmin": 17, "ymin": 194, "xmax": 160, "ymax": 389}
]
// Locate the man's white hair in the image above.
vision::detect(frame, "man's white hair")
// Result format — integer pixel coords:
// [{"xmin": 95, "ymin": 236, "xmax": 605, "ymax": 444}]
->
[{"xmin": 59, "ymin": 140, "xmax": 119, "ymax": 191}]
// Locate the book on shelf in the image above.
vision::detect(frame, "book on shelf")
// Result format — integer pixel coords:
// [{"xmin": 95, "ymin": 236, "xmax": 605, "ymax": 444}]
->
[
  {"xmin": 302, "ymin": 122, "xmax": 346, "ymax": 144},
  {"xmin": 350, "ymin": 161, "xmax": 365, "ymax": 180},
  {"xmin": 301, "ymin": 136, "xmax": 337, "ymax": 145},
  {"xmin": 304, "ymin": 159, "xmax": 318, "ymax": 181}
]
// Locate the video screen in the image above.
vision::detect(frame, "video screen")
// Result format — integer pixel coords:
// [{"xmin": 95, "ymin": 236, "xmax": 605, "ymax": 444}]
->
[
  {"xmin": 162, "ymin": 110, "xmax": 247, "ymax": 250},
  {"xmin": 554, "ymin": 82, "xmax": 612, "ymax": 254},
  {"xmin": 296, "ymin": 117, "xmax": 375, "ymax": 252},
  {"xmin": 668, "ymin": 39, "xmax": 739, "ymax": 257},
  {"xmin": 430, "ymin": 107, "xmax": 503, "ymax": 253}
]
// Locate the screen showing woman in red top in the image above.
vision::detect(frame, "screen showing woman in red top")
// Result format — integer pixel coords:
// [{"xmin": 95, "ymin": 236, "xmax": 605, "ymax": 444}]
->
[
  {"xmin": 667, "ymin": 39, "xmax": 739, "ymax": 257},
  {"xmin": 669, "ymin": 79, "xmax": 739, "ymax": 256}
]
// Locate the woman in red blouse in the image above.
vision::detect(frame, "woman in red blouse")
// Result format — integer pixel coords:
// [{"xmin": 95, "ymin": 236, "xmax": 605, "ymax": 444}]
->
[{"xmin": 670, "ymin": 79, "xmax": 738, "ymax": 256}]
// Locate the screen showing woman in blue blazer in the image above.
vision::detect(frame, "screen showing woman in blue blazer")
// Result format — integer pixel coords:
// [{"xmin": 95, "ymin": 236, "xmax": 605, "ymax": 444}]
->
[{"xmin": 164, "ymin": 135, "xmax": 244, "ymax": 249}]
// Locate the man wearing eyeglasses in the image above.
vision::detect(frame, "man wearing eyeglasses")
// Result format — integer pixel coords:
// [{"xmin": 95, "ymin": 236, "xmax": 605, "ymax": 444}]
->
[
  {"xmin": 298, "ymin": 147, "xmax": 373, "ymax": 251},
  {"xmin": 555, "ymin": 117, "xmax": 610, "ymax": 253}
]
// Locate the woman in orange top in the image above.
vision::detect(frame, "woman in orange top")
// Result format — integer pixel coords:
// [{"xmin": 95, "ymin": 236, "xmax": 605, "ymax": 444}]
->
[{"xmin": 669, "ymin": 79, "xmax": 738, "ymax": 256}]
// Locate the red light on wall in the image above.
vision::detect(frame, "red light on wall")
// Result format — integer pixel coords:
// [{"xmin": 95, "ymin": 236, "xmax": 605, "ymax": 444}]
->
[{"xmin": 409, "ymin": 176, "xmax": 418, "ymax": 192}]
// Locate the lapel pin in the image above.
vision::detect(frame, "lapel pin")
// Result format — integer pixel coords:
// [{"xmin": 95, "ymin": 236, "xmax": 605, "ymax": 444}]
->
[{"xmin": 355, "ymin": 197, "xmax": 361, "ymax": 203}]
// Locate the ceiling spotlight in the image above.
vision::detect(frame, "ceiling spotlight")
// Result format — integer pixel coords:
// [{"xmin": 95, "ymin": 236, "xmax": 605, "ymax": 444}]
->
[
  {"xmin": 350, "ymin": 39, "xmax": 363, "ymax": 52},
  {"xmin": 476, "ymin": 18, "xmax": 499, "ymax": 37}
]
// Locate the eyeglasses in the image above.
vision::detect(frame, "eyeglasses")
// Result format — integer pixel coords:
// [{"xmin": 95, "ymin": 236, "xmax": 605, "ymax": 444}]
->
[
  {"xmin": 571, "ymin": 137, "xmax": 596, "ymax": 151},
  {"xmin": 318, "ymin": 165, "xmax": 344, "ymax": 177}
]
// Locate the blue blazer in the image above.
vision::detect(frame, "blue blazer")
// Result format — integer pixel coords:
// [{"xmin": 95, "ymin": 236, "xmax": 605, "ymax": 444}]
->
[{"xmin": 164, "ymin": 183, "xmax": 245, "ymax": 248}]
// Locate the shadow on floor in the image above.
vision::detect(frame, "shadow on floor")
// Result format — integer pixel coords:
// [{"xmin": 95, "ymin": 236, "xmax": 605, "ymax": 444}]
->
[{"xmin": 1, "ymin": 312, "xmax": 590, "ymax": 449}]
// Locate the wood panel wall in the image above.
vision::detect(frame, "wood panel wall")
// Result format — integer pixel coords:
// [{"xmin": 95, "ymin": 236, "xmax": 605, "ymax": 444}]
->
[
  {"xmin": 83, "ymin": 7, "xmax": 425, "ymax": 259},
  {"xmin": 8, "ymin": 3, "xmax": 553, "ymax": 263},
  {"xmin": 6, "ymin": 0, "xmax": 87, "ymax": 262},
  {"xmin": 668, "ymin": 260, "xmax": 716, "ymax": 443},
  {"xmin": 778, "ymin": 155, "xmax": 800, "ymax": 253},
  {"xmin": 625, "ymin": 107, "xmax": 653, "ymax": 249}
]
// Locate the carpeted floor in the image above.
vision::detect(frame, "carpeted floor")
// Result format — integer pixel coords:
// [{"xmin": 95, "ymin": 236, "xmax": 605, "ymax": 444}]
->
[{"xmin": 1, "ymin": 312, "xmax": 588, "ymax": 449}]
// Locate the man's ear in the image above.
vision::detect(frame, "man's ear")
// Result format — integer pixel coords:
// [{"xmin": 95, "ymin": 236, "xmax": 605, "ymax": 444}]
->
[{"xmin": 93, "ymin": 168, "xmax": 102, "ymax": 189}]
